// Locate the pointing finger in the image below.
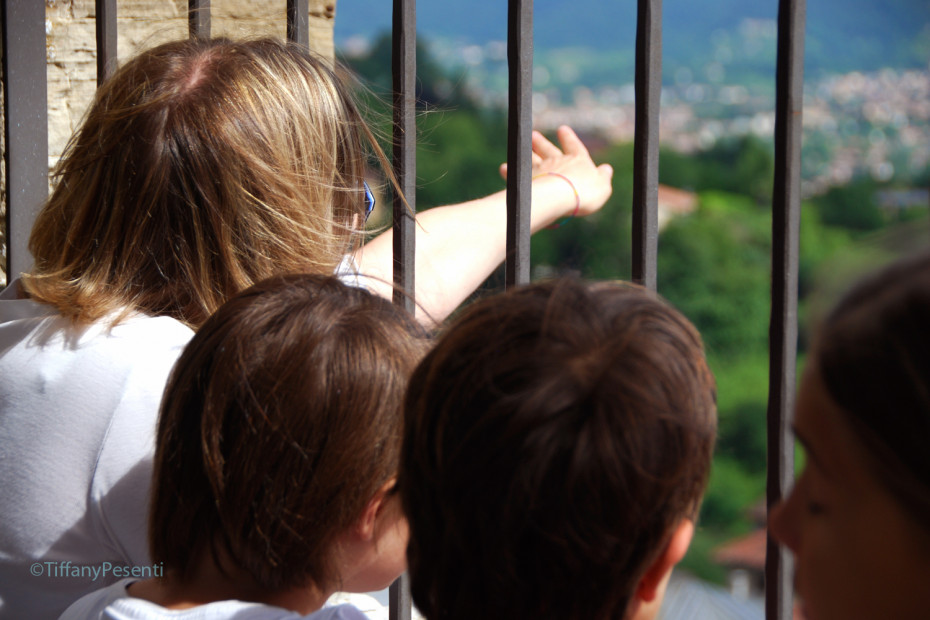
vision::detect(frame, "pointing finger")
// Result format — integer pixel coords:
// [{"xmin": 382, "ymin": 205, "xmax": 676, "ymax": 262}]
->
[{"xmin": 557, "ymin": 125, "xmax": 587, "ymax": 156}]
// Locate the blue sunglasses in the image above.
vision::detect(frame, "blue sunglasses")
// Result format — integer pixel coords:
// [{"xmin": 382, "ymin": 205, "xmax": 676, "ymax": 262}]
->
[{"xmin": 363, "ymin": 181, "xmax": 376, "ymax": 221}]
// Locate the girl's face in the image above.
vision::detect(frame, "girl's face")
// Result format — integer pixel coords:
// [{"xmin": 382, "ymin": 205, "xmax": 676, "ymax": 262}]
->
[
  {"xmin": 338, "ymin": 491, "xmax": 409, "ymax": 594},
  {"xmin": 770, "ymin": 365, "xmax": 930, "ymax": 620},
  {"xmin": 361, "ymin": 496, "xmax": 409, "ymax": 592}
]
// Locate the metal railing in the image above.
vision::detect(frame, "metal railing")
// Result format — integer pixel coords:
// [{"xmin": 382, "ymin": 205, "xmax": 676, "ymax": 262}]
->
[{"xmin": 0, "ymin": 1, "xmax": 804, "ymax": 619}]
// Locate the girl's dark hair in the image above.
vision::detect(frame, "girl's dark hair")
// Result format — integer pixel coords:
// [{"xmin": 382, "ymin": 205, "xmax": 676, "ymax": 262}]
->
[
  {"xmin": 398, "ymin": 278, "xmax": 717, "ymax": 620},
  {"xmin": 149, "ymin": 274, "xmax": 427, "ymax": 592},
  {"xmin": 817, "ymin": 250, "xmax": 930, "ymax": 526}
]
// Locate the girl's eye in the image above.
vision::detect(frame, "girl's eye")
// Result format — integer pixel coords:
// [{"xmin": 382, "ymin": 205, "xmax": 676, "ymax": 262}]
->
[{"xmin": 796, "ymin": 464, "xmax": 827, "ymax": 515}]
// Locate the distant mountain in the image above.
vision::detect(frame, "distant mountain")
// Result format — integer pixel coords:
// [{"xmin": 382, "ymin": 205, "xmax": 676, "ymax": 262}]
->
[{"xmin": 335, "ymin": 0, "xmax": 930, "ymax": 79}]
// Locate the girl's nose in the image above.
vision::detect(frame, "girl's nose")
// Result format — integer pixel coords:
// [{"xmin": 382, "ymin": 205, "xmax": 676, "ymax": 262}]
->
[{"xmin": 769, "ymin": 491, "xmax": 801, "ymax": 553}]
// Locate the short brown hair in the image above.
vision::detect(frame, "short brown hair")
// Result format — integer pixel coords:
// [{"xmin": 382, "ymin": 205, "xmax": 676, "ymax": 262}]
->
[
  {"xmin": 149, "ymin": 274, "xmax": 427, "ymax": 592},
  {"xmin": 817, "ymin": 250, "xmax": 930, "ymax": 527},
  {"xmin": 399, "ymin": 278, "xmax": 717, "ymax": 620},
  {"xmin": 24, "ymin": 38, "xmax": 384, "ymax": 328}
]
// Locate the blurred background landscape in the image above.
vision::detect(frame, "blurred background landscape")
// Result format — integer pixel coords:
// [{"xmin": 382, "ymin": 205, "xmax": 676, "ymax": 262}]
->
[{"xmin": 334, "ymin": 0, "xmax": 930, "ymax": 597}]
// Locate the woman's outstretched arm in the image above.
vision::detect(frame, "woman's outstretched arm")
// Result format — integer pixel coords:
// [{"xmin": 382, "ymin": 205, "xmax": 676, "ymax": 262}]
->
[{"xmin": 354, "ymin": 126, "xmax": 614, "ymax": 325}]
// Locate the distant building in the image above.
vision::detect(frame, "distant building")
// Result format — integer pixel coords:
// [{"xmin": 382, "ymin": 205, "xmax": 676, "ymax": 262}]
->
[
  {"xmin": 658, "ymin": 185, "xmax": 698, "ymax": 229},
  {"xmin": 876, "ymin": 188, "xmax": 930, "ymax": 212},
  {"xmin": 713, "ymin": 528, "xmax": 767, "ymax": 601},
  {"xmin": 712, "ymin": 502, "xmax": 808, "ymax": 620},
  {"xmin": 713, "ymin": 499, "xmax": 767, "ymax": 603},
  {"xmin": 658, "ymin": 571, "xmax": 764, "ymax": 620}
]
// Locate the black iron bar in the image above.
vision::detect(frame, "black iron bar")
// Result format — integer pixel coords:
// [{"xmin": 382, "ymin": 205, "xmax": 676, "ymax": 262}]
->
[
  {"xmin": 390, "ymin": 0, "xmax": 417, "ymax": 315},
  {"xmin": 189, "ymin": 0, "xmax": 211, "ymax": 39},
  {"xmin": 632, "ymin": 0, "xmax": 661, "ymax": 291},
  {"xmin": 287, "ymin": 0, "xmax": 309, "ymax": 48},
  {"xmin": 2, "ymin": 0, "xmax": 48, "ymax": 280},
  {"xmin": 505, "ymin": 0, "xmax": 533, "ymax": 288},
  {"xmin": 389, "ymin": 0, "xmax": 416, "ymax": 613},
  {"xmin": 95, "ymin": 0, "xmax": 117, "ymax": 85},
  {"xmin": 766, "ymin": 0, "xmax": 806, "ymax": 618},
  {"xmin": 388, "ymin": 572, "xmax": 413, "ymax": 620}
]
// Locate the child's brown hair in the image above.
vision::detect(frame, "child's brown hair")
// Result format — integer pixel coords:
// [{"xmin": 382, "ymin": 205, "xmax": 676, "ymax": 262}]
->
[
  {"xmin": 149, "ymin": 274, "xmax": 427, "ymax": 592},
  {"xmin": 399, "ymin": 278, "xmax": 717, "ymax": 619}
]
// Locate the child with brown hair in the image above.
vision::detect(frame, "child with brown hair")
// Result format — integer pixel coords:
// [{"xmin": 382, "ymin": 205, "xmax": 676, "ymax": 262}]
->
[
  {"xmin": 398, "ymin": 278, "xmax": 717, "ymax": 620},
  {"xmin": 60, "ymin": 274, "xmax": 427, "ymax": 619}
]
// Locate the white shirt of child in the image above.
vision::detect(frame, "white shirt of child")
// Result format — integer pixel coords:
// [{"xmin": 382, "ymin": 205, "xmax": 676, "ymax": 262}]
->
[{"xmin": 58, "ymin": 578, "xmax": 370, "ymax": 620}]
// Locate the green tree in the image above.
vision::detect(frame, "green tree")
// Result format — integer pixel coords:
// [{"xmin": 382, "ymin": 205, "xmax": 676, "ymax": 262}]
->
[
  {"xmin": 344, "ymin": 31, "xmax": 509, "ymax": 216},
  {"xmin": 660, "ymin": 135, "xmax": 775, "ymax": 205},
  {"xmin": 414, "ymin": 110, "xmax": 508, "ymax": 208},
  {"xmin": 342, "ymin": 32, "xmax": 474, "ymax": 111},
  {"xmin": 811, "ymin": 177, "xmax": 884, "ymax": 231},
  {"xmin": 657, "ymin": 192, "xmax": 772, "ymax": 359},
  {"xmin": 700, "ymin": 456, "xmax": 765, "ymax": 531}
]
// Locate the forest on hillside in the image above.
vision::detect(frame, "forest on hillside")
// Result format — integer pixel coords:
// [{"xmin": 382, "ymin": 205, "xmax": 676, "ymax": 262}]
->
[{"xmin": 346, "ymin": 37, "xmax": 930, "ymax": 583}]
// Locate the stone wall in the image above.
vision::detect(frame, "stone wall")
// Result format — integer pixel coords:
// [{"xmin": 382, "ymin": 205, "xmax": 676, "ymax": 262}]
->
[{"xmin": 1, "ymin": 0, "xmax": 336, "ymax": 286}]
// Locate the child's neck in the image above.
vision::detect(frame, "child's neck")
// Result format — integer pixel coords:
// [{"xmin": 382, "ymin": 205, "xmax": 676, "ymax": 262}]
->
[{"xmin": 128, "ymin": 548, "xmax": 331, "ymax": 614}]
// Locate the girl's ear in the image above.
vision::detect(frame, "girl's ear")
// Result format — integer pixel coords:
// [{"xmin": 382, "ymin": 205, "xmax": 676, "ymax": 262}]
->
[
  {"xmin": 636, "ymin": 519, "xmax": 695, "ymax": 603},
  {"xmin": 338, "ymin": 477, "xmax": 408, "ymax": 594},
  {"xmin": 355, "ymin": 478, "xmax": 397, "ymax": 541}
]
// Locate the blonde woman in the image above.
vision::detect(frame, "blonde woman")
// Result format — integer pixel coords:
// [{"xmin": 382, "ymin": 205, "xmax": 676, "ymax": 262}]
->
[{"xmin": 0, "ymin": 37, "xmax": 612, "ymax": 619}]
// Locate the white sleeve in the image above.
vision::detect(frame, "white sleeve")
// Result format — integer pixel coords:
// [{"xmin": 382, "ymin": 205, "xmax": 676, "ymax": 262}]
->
[{"xmin": 336, "ymin": 255, "xmax": 368, "ymax": 290}]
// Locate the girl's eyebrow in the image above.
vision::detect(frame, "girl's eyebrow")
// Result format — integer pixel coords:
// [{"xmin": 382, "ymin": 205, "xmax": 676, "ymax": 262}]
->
[{"xmin": 791, "ymin": 423, "xmax": 835, "ymax": 480}]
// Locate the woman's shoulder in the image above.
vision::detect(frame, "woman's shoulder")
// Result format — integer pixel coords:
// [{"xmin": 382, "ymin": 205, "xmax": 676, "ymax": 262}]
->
[
  {"xmin": 105, "ymin": 311, "xmax": 195, "ymax": 349},
  {"xmin": 0, "ymin": 284, "xmax": 193, "ymax": 354}
]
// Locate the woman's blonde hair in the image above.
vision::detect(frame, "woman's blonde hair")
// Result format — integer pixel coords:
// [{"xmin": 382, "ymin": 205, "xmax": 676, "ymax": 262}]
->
[{"xmin": 24, "ymin": 37, "xmax": 384, "ymax": 327}]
